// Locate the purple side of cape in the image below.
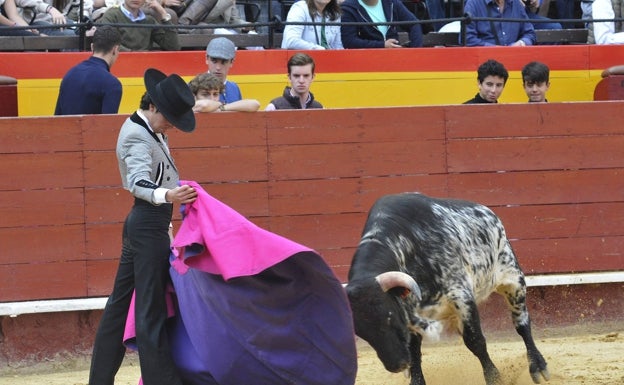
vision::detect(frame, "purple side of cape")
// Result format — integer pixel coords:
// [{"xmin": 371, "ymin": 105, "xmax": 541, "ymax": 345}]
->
[{"xmin": 125, "ymin": 181, "xmax": 358, "ymax": 385}]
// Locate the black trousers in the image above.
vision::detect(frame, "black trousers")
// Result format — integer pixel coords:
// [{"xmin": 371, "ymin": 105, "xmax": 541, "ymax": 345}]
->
[{"xmin": 89, "ymin": 199, "xmax": 182, "ymax": 385}]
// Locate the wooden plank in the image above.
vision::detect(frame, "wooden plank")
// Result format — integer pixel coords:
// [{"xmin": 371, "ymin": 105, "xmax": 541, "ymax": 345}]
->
[
  {"xmin": 85, "ymin": 223, "xmax": 123, "ymax": 263},
  {"xmin": 513, "ymin": 236, "xmax": 624, "ymax": 274},
  {"xmin": 268, "ymin": 212, "xmax": 367, "ymax": 250},
  {"xmin": 0, "ymin": 189, "xmax": 85, "ymax": 227},
  {"xmin": 199, "ymin": 181, "xmax": 269, "ymax": 217},
  {"xmin": 0, "ymin": 261, "xmax": 87, "ymax": 301},
  {"xmin": 0, "ymin": 36, "xmax": 26, "ymax": 51},
  {"xmin": 448, "ymin": 169, "xmax": 624, "ymax": 206},
  {"xmin": 178, "ymin": 33, "xmax": 269, "ymax": 49},
  {"xmin": 85, "ymin": 187, "xmax": 132, "ymax": 223},
  {"xmin": 268, "ymin": 140, "xmax": 447, "ymax": 180},
  {"xmin": 174, "ymin": 146, "xmax": 268, "ymax": 184},
  {"xmin": 358, "ymin": 174, "xmax": 450, "ymax": 202},
  {"xmin": 81, "ymin": 114, "xmax": 126, "ymax": 151},
  {"xmin": 445, "ymin": 102, "xmax": 624, "ymax": 138},
  {"xmin": 168, "ymin": 112, "xmax": 268, "ymax": 148},
  {"xmin": 318, "ymin": 248, "xmax": 356, "ymax": 282},
  {"xmin": 85, "ymin": 183, "xmax": 269, "ymax": 223},
  {"xmin": 493, "ymin": 202, "xmax": 624, "ymax": 240},
  {"xmin": 0, "ymin": 36, "xmax": 90, "ymax": 52},
  {"xmin": 448, "ymin": 136, "xmax": 624, "ymax": 172},
  {"xmin": 268, "ymin": 178, "xmax": 368, "ymax": 216},
  {"xmin": 0, "ymin": 116, "xmax": 82, "ymax": 153},
  {"xmin": 535, "ymin": 28, "xmax": 588, "ymax": 44},
  {"xmin": 268, "ymin": 174, "xmax": 449, "ymax": 216},
  {"xmin": 0, "ymin": 152, "xmax": 84, "ymax": 190},
  {"xmin": 87, "ymin": 259, "xmax": 118, "ymax": 296},
  {"xmin": 423, "ymin": 32, "xmax": 461, "ymax": 47},
  {"xmin": 265, "ymin": 107, "xmax": 446, "ymax": 145},
  {"xmin": 84, "ymin": 151, "xmax": 120, "ymax": 187},
  {"xmin": 0, "ymin": 224, "xmax": 85, "ymax": 264}
]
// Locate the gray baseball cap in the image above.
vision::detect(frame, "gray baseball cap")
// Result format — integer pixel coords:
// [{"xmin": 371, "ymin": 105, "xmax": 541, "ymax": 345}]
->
[{"xmin": 206, "ymin": 37, "xmax": 236, "ymax": 60}]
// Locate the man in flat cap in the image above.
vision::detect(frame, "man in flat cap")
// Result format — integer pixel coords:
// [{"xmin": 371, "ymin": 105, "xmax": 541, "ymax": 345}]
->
[
  {"xmin": 89, "ymin": 68, "xmax": 197, "ymax": 385},
  {"xmin": 205, "ymin": 37, "xmax": 242, "ymax": 104}
]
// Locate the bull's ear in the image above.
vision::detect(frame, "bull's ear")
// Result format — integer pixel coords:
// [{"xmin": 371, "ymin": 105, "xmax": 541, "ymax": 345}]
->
[{"xmin": 389, "ymin": 287, "xmax": 418, "ymax": 301}]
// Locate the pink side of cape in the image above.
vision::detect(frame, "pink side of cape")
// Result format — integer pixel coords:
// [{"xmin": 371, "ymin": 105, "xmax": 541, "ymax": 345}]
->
[{"xmin": 171, "ymin": 180, "xmax": 312, "ymax": 279}]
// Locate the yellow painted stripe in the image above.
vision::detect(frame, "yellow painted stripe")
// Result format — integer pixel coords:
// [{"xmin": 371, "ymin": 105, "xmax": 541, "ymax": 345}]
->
[{"xmin": 17, "ymin": 70, "xmax": 602, "ymax": 116}]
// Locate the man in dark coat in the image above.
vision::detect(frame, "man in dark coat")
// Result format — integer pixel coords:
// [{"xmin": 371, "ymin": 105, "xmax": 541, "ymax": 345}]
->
[{"xmin": 340, "ymin": 0, "xmax": 423, "ymax": 48}]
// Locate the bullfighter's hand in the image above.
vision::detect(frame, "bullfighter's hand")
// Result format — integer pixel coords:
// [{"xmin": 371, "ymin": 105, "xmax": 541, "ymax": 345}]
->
[{"xmin": 166, "ymin": 185, "xmax": 198, "ymax": 204}]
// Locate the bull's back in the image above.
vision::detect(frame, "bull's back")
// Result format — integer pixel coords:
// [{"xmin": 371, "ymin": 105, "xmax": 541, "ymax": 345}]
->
[{"xmin": 359, "ymin": 193, "xmax": 518, "ymax": 296}]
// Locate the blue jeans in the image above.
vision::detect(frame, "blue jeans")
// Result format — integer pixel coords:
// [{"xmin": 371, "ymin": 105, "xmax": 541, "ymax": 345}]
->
[
  {"xmin": 426, "ymin": 0, "xmax": 446, "ymax": 31},
  {"xmin": 527, "ymin": 11, "xmax": 563, "ymax": 30}
]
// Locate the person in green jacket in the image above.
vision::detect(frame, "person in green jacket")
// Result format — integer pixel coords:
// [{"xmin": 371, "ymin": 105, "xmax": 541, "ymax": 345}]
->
[{"xmin": 97, "ymin": 0, "xmax": 179, "ymax": 51}]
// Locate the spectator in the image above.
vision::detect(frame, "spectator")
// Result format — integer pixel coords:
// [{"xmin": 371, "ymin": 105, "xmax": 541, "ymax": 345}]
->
[
  {"xmin": 581, "ymin": 0, "xmax": 594, "ymax": 34},
  {"xmin": 524, "ymin": 0, "xmax": 562, "ymax": 30},
  {"xmin": 143, "ymin": 0, "xmax": 180, "ymax": 24},
  {"xmin": 61, "ymin": 0, "xmax": 95, "ymax": 23},
  {"xmin": 176, "ymin": 0, "xmax": 250, "ymax": 34},
  {"xmin": 463, "ymin": 0, "xmax": 536, "ymax": 46},
  {"xmin": 464, "ymin": 59, "xmax": 509, "ymax": 104},
  {"xmin": 91, "ymin": 0, "xmax": 178, "ymax": 23},
  {"xmin": 555, "ymin": 0, "xmax": 576, "ymax": 28},
  {"xmin": 265, "ymin": 52, "xmax": 323, "ymax": 110},
  {"xmin": 425, "ymin": 0, "xmax": 445, "ymax": 31},
  {"xmin": 205, "ymin": 37, "xmax": 242, "ymax": 103},
  {"xmin": 97, "ymin": 0, "xmax": 180, "ymax": 51},
  {"xmin": 590, "ymin": 0, "xmax": 624, "ymax": 44},
  {"xmin": 14, "ymin": 0, "xmax": 76, "ymax": 36},
  {"xmin": 0, "ymin": 0, "xmax": 38, "ymax": 35},
  {"xmin": 55, "ymin": 25, "xmax": 122, "ymax": 115},
  {"xmin": 340, "ymin": 0, "xmax": 423, "ymax": 48},
  {"xmin": 522, "ymin": 61, "xmax": 550, "ymax": 102},
  {"xmin": 281, "ymin": 0, "xmax": 343, "ymax": 50},
  {"xmin": 189, "ymin": 72, "xmax": 260, "ymax": 112}
]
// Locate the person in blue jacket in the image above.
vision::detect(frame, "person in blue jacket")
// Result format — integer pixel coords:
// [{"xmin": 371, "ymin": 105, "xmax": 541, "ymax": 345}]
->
[
  {"xmin": 340, "ymin": 0, "xmax": 423, "ymax": 48},
  {"xmin": 463, "ymin": 0, "xmax": 536, "ymax": 46},
  {"xmin": 55, "ymin": 25, "xmax": 123, "ymax": 115}
]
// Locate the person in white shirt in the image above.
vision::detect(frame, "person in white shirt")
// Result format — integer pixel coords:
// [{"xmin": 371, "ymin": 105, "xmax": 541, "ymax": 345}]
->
[
  {"xmin": 281, "ymin": 0, "xmax": 343, "ymax": 49},
  {"xmin": 591, "ymin": 0, "xmax": 624, "ymax": 44}
]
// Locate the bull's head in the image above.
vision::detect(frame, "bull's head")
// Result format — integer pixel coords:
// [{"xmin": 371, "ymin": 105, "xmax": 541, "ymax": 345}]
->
[{"xmin": 346, "ymin": 271, "xmax": 421, "ymax": 373}]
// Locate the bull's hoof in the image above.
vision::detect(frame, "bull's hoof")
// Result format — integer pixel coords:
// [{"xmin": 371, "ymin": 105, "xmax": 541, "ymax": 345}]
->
[{"xmin": 530, "ymin": 366, "xmax": 550, "ymax": 383}]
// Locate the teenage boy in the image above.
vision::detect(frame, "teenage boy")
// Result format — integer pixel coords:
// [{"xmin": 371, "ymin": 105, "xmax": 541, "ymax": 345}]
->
[
  {"xmin": 522, "ymin": 61, "xmax": 550, "ymax": 102},
  {"xmin": 265, "ymin": 53, "xmax": 323, "ymax": 110},
  {"xmin": 189, "ymin": 72, "xmax": 260, "ymax": 112},
  {"xmin": 464, "ymin": 59, "xmax": 509, "ymax": 104},
  {"xmin": 206, "ymin": 37, "xmax": 242, "ymax": 103}
]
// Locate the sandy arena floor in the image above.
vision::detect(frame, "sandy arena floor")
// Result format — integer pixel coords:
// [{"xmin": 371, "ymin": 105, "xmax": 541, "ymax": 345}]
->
[{"xmin": 1, "ymin": 323, "xmax": 622, "ymax": 385}]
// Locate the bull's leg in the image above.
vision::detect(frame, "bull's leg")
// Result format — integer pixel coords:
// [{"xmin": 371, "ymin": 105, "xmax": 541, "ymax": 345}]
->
[
  {"xmin": 498, "ymin": 276, "xmax": 550, "ymax": 384},
  {"xmin": 460, "ymin": 301, "xmax": 502, "ymax": 385},
  {"xmin": 407, "ymin": 333, "xmax": 426, "ymax": 385}
]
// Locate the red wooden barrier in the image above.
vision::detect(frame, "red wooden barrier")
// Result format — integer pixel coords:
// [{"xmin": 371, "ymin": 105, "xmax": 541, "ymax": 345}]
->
[
  {"xmin": 1, "ymin": 103, "xmax": 624, "ymax": 303},
  {"xmin": 0, "ymin": 75, "xmax": 17, "ymax": 117}
]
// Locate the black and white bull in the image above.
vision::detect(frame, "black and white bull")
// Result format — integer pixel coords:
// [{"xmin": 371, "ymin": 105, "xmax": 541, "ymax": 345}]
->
[{"xmin": 346, "ymin": 193, "xmax": 549, "ymax": 385}]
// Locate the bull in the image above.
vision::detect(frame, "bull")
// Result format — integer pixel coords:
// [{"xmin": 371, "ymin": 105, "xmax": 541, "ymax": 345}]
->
[{"xmin": 346, "ymin": 193, "xmax": 550, "ymax": 385}]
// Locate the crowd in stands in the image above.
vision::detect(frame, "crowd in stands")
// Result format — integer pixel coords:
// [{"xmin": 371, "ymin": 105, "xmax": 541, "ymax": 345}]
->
[
  {"xmin": 2, "ymin": 0, "xmax": 624, "ymax": 46},
  {"xmin": 52, "ymin": 26, "xmax": 552, "ymax": 115}
]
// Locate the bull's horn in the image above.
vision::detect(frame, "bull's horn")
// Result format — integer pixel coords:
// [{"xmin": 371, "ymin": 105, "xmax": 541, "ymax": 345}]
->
[{"xmin": 375, "ymin": 271, "xmax": 422, "ymax": 301}]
